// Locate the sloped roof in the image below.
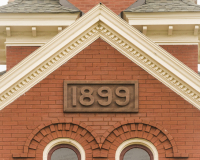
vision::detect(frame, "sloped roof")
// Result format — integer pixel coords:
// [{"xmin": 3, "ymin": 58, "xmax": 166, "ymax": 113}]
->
[
  {"xmin": 0, "ymin": 4, "xmax": 200, "ymax": 110},
  {"xmin": 0, "ymin": 71, "xmax": 6, "ymax": 76},
  {"xmin": 125, "ymin": 0, "xmax": 200, "ymax": 12},
  {"xmin": 0, "ymin": 0, "xmax": 80, "ymax": 13}
]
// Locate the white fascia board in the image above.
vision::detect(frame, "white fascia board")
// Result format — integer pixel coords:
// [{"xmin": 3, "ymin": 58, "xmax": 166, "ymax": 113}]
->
[
  {"xmin": 0, "ymin": 6, "xmax": 101, "ymax": 92},
  {"xmin": 156, "ymin": 42, "xmax": 198, "ymax": 45},
  {"xmin": 199, "ymin": 53, "xmax": 200, "ymax": 64},
  {"xmin": 147, "ymin": 33, "xmax": 199, "ymax": 42},
  {"xmin": 4, "ymin": 32, "xmax": 58, "ymax": 46},
  {"xmin": 0, "ymin": 13, "xmax": 80, "ymax": 26},
  {"xmin": 123, "ymin": 12, "xmax": 200, "ymax": 25},
  {"xmin": 0, "ymin": 50, "xmax": 6, "ymax": 64},
  {"xmin": 5, "ymin": 42, "xmax": 45, "ymax": 46},
  {"xmin": 0, "ymin": 4, "xmax": 200, "ymax": 110},
  {"xmin": 100, "ymin": 6, "xmax": 200, "ymax": 90}
]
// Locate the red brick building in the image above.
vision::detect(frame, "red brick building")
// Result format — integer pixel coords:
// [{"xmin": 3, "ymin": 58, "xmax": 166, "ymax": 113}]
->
[{"xmin": 0, "ymin": 0, "xmax": 200, "ymax": 160}]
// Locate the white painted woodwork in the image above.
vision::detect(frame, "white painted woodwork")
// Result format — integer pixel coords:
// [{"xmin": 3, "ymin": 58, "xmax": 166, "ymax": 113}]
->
[
  {"xmin": 6, "ymin": 27, "xmax": 11, "ymax": 37},
  {"xmin": 0, "ymin": 4, "xmax": 200, "ymax": 111},
  {"xmin": 58, "ymin": 27, "xmax": 63, "ymax": 33},
  {"xmin": 194, "ymin": 25, "xmax": 199, "ymax": 36},
  {"xmin": 32, "ymin": 27, "xmax": 36, "ymax": 37},
  {"xmin": 168, "ymin": 26, "xmax": 173, "ymax": 36},
  {"xmin": 142, "ymin": 26, "xmax": 147, "ymax": 35}
]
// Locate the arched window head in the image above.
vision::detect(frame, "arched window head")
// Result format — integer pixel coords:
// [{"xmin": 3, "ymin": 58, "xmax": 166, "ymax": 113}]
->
[
  {"xmin": 116, "ymin": 138, "xmax": 158, "ymax": 160},
  {"xmin": 48, "ymin": 144, "xmax": 81, "ymax": 160},
  {"xmin": 120, "ymin": 144, "xmax": 153, "ymax": 160},
  {"xmin": 43, "ymin": 138, "xmax": 85, "ymax": 160}
]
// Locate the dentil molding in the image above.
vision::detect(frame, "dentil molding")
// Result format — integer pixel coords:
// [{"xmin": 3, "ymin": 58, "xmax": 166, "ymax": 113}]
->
[{"xmin": 0, "ymin": 4, "xmax": 200, "ymax": 110}]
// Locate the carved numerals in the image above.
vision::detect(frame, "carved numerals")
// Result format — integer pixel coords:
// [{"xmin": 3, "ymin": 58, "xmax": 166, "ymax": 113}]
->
[
  {"xmin": 64, "ymin": 81, "xmax": 138, "ymax": 113},
  {"xmin": 72, "ymin": 86, "xmax": 130, "ymax": 107},
  {"xmin": 115, "ymin": 87, "xmax": 130, "ymax": 106},
  {"xmin": 97, "ymin": 87, "xmax": 112, "ymax": 106},
  {"xmin": 79, "ymin": 86, "xmax": 95, "ymax": 106}
]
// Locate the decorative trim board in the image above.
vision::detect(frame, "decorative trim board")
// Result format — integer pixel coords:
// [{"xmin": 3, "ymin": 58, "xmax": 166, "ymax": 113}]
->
[{"xmin": 0, "ymin": 4, "xmax": 200, "ymax": 110}]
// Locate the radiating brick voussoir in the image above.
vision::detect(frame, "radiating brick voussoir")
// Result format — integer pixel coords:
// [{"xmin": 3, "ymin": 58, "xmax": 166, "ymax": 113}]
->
[
  {"xmin": 13, "ymin": 119, "xmax": 100, "ymax": 158},
  {"xmin": 103, "ymin": 119, "xmax": 185, "ymax": 158}
]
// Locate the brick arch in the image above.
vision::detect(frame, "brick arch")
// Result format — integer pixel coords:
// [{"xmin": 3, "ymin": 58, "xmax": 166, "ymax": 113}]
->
[
  {"xmin": 12, "ymin": 119, "xmax": 100, "ymax": 159},
  {"xmin": 100, "ymin": 119, "xmax": 188, "ymax": 159}
]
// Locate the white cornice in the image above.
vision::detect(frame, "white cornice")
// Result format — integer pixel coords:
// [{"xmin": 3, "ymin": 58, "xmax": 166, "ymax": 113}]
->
[
  {"xmin": 156, "ymin": 42, "xmax": 198, "ymax": 45},
  {"xmin": 123, "ymin": 12, "xmax": 200, "ymax": 25},
  {"xmin": 5, "ymin": 42, "xmax": 45, "ymax": 46},
  {"xmin": 0, "ymin": 4, "xmax": 200, "ymax": 110},
  {"xmin": 0, "ymin": 13, "xmax": 80, "ymax": 26}
]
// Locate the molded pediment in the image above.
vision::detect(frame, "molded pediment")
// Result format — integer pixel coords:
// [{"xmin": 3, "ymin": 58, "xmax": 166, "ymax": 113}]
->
[{"xmin": 0, "ymin": 4, "xmax": 200, "ymax": 110}]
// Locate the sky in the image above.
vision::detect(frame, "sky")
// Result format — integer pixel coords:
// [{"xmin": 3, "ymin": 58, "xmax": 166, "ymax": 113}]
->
[
  {"xmin": 0, "ymin": 0, "xmax": 200, "ymax": 72},
  {"xmin": 0, "ymin": 0, "xmax": 8, "ymax": 6}
]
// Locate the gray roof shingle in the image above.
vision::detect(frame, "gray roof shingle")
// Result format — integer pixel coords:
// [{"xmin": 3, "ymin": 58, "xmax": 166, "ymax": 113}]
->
[
  {"xmin": 0, "ymin": 71, "xmax": 6, "ymax": 76},
  {"xmin": 125, "ymin": 0, "xmax": 200, "ymax": 12},
  {"xmin": 0, "ymin": 0, "xmax": 80, "ymax": 13}
]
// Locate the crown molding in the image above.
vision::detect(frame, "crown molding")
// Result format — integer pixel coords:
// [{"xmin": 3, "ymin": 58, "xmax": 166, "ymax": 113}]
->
[
  {"xmin": 0, "ymin": 4, "xmax": 200, "ymax": 110},
  {"xmin": 5, "ymin": 42, "xmax": 45, "ymax": 46},
  {"xmin": 0, "ymin": 13, "xmax": 80, "ymax": 26},
  {"xmin": 123, "ymin": 12, "xmax": 200, "ymax": 25}
]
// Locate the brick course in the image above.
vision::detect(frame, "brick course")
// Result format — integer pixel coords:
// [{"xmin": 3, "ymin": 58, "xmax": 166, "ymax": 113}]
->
[
  {"xmin": 3, "ymin": 38, "xmax": 200, "ymax": 159},
  {"xmin": 68, "ymin": 0, "xmax": 137, "ymax": 15},
  {"xmin": 161, "ymin": 45, "xmax": 198, "ymax": 73},
  {"xmin": 6, "ymin": 46, "xmax": 40, "ymax": 71}
]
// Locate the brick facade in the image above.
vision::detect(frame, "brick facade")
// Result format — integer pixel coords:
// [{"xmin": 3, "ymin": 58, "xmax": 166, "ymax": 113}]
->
[
  {"xmin": 161, "ymin": 45, "xmax": 198, "ymax": 73},
  {"xmin": 6, "ymin": 46, "xmax": 40, "ymax": 71},
  {"xmin": 3, "ymin": 39, "xmax": 200, "ymax": 160},
  {"xmin": 68, "ymin": 0, "xmax": 137, "ymax": 15},
  {"xmin": 6, "ymin": 43, "xmax": 198, "ymax": 73}
]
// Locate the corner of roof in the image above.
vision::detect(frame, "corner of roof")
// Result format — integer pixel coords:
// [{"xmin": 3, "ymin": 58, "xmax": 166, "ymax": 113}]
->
[
  {"xmin": 123, "ymin": 0, "xmax": 200, "ymax": 13},
  {"xmin": 59, "ymin": 0, "xmax": 82, "ymax": 13},
  {"xmin": 0, "ymin": 0, "xmax": 82, "ymax": 13},
  {"xmin": 124, "ymin": 0, "xmax": 146, "ymax": 12}
]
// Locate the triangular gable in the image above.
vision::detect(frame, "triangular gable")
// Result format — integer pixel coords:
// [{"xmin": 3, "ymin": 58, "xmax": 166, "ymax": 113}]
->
[{"xmin": 0, "ymin": 3, "xmax": 200, "ymax": 110}]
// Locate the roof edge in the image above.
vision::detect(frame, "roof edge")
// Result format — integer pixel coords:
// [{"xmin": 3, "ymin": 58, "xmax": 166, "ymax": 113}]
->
[
  {"xmin": 0, "ymin": 3, "xmax": 200, "ymax": 110},
  {"xmin": 0, "ymin": 0, "xmax": 81, "ymax": 13},
  {"xmin": 124, "ymin": 0, "xmax": 200, "ymax": 12}
]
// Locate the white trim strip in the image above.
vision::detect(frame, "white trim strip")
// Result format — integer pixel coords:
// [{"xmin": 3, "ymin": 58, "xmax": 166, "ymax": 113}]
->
[
  {"xmin": 0, "ymin": 4, "xmax": 200, "ymax": 110},
  {"xmin": 115, "ymin": 138, "xmax": 158, "ymax": 160},
  {"xmin": 43, "ymin": 138, "xmax": 85, "ymax": 160}
]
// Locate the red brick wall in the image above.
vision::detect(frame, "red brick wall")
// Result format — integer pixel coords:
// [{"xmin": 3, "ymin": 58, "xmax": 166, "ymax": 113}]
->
[
  {"xmin": 68, "ymin": 0, "xmax": 137, "ymax": 15},
  {"xmin": 161, "ymin": 45, "xmax": 198, "ymax": 73},
  {"xmin": 6, "ymin": 46, "xmax": 40, "ymax": 71},
  {"xmin": 6, "ymin": 45, "xmax": 198, "ymax": 73},
  {"xmin": 3, "ymin": 39, "xmax": 200, "ymax": 159}
]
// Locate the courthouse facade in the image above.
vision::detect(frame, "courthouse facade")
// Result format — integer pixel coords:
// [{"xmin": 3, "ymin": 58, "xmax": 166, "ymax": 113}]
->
[{"xmin": 0, "ymin": 0, "xmax": 200, "ymax": 160}]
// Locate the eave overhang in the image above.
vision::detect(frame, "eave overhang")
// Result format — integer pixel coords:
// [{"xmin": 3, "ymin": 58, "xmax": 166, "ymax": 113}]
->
[
  {"xmin": 0, "ymin": 12, "xmax": 81, "ymax": 26},
  {"xmin": 0, "ymin": 12, "xmax": 81, "ymax": 65},
  {"xmin": 0, "ymin": 4, "xmax": 200, "ymax": 110},
  {"xmin": 123, "ymin": 11, "xmax": 200, "ymax": 63},
  {"xmin": 123, "ymin": 12, "xmax": 200, "ymax": 25}
]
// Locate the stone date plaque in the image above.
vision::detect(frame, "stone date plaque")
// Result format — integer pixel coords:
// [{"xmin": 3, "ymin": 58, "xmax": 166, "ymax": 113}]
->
[{"xmin": 64, "ymin": 81, "xmax": 138, "ymax": 112}]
